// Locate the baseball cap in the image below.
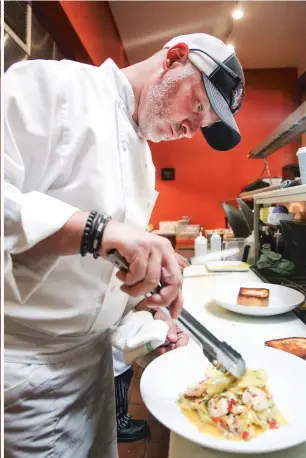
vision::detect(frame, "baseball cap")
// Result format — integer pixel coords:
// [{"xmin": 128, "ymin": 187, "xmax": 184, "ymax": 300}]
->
[{"xmin": 164, "ymin": 33, "xmax": 245, "ymax": 151}]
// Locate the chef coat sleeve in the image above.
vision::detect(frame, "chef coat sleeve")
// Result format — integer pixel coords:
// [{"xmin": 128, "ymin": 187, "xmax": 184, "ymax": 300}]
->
[{"xmin": 4, "ymin": 60, "xmax": 79, "ymax": 303}]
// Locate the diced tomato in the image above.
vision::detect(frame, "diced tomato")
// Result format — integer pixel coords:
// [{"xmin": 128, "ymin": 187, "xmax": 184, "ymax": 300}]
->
[
  {"xmin": 228, "ymin": 399, "xmax": 237, "ymax": 412},
  {"xmin": 242, "ymin": 431, "xmax": 250, "ymax": 441},
  {"xmin": 212, "ymin": 417, "xmax": 220, "ymax": 423},
  {"xmin": 268, "ymin": 419, "xmax": 279, "ymax": 429}
]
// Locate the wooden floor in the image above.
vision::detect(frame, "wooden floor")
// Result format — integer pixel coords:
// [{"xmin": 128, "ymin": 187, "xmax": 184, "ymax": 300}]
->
[{"xmin": 118, "ymin": 365, "xmax": 170, "ymax": 458}]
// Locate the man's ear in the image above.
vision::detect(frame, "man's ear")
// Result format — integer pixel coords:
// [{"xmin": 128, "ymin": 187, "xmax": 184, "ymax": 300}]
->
[{"xmin": 165, "ymin": 43, "xmax": 189, "ymax": 69}]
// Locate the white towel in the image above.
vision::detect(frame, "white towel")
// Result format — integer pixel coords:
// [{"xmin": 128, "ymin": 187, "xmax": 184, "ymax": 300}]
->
[{"xmin": 111, "ymin": 311, "xmax": 169, "ymax": 366}]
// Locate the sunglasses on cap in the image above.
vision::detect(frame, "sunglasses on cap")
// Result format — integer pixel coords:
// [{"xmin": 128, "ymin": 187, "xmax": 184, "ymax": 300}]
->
[{"xmin": 189, "ymin": 48, "xmax": 244, "ymax": 115}]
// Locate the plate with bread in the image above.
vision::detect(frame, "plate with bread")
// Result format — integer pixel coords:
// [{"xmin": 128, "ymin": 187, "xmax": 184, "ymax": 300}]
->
[{"xmin": 213, "ymin": 282, "xmax": 305, "ymax": 316}]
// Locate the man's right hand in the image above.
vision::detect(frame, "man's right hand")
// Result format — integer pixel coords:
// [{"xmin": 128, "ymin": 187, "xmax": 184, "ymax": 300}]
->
[{"xmin": 100, "ymin": 220, "xmax": 183, "ymax": 318}]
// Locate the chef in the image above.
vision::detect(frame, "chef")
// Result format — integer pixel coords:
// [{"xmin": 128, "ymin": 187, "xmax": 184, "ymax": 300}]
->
[{"xmin": 4, "ymin": 32, "xmax": 244, "ymax": 457}]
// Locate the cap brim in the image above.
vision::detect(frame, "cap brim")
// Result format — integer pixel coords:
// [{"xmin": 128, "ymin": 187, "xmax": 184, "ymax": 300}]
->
[{"xmin": 201, "ymin": 73, "xmax": 241, "ymax": 151}]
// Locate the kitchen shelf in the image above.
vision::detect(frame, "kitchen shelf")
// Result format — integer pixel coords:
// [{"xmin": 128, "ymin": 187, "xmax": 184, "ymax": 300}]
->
[
  {"xmin": 248, "ymin": 101, "xmax": 306, "ymax": 159},
  {"xmin": 239, "ymin": 184, "xmax": 281, "ymax": 200},
  {"xmin": 253, "ymin": 184, "xmax": 306, "ymax": 205},
  {"xmin": 253, "ymin": 184, "xmax": 306, "ymax": 262}
]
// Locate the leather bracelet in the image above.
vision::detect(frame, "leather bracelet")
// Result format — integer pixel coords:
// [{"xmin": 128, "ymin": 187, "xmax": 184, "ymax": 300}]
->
[
  {"xmin": 80, "ymin": 210, "xmax": 97, "ymax": 256},
  {"xmin": 87, "ymin": 212, "xmax": 101, "ymax": 253},
  {"xmin": 92, "ymin": 214, "xmax": 112, "ymax": 259},
  {"xmin": 80, "ymin": 211, "xmax": 111, "ymax": 258}
]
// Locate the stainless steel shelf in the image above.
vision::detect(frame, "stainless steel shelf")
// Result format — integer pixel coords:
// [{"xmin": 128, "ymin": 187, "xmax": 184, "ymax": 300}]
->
[
  {"xmin": 249, "ymin": 101, "xmax": 306, "ymax": 159},
  {"xmin": 254, "ymin": 184, "xmax": 306, "ymax": 204}
]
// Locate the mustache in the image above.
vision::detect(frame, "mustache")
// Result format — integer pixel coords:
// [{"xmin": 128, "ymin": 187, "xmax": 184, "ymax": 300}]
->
[{"xmin": 174, "ymin": 124, "xmax": 185, "ymax": 139}]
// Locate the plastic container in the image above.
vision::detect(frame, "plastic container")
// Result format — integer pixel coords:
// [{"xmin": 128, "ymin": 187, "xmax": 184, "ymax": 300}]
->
[
  {"xmin": 194, "ymin": 230, "xmax": 208, "ymax": 257},
  {"xmin": 244, "ymin": 231, "xmax": 255, "ymax": 265},
  {"xmin": 210, "ymin": 232, "xmax": 222, "ymax": 252},
  {"xmin": 297, "ymin": 147, "xmax": 306, "ymax": 185},
  {"xmin": 223, "ymin": 238, "xmax": 245, "ymax": 261},
  {"xmin": 175, "ymin": 224, "xmax": 201, "ymax": 249}
]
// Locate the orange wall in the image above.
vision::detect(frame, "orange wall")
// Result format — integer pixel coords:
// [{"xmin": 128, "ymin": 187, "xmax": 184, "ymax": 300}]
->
[
  {"xmin": 59, "ymin": 1, "xmax": 128, "ymax": 67},
  {"xmin": 150, "ymin": 68, "xmax": 299, "ymax": 230}
]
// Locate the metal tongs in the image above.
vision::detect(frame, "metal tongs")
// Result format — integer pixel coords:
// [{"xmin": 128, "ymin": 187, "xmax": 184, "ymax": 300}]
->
[{"xmin": 107, "ymin": 249, "xmax": 247, "ymax": 378}]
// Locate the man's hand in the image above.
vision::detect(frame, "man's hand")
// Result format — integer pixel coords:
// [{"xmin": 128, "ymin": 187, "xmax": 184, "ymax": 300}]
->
[
  {"xmin": 175, "ymin": 253, "xmax": 190, "ymax": 272},
  {"xmin": 153, "ymin": 308, "xmax": 189, "ymax": 356},
  {"xmin": 100, "ymin": 221, "xmax": 183, "ymax": 318}
]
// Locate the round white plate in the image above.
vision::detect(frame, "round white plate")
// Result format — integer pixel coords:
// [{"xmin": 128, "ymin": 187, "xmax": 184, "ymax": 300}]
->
[
  {"xmin": 140, "ymin": 345, "xmax": 306, "ymax": 454},
  {"xmin": 212, "ymin": 282, "xmax": 305, "ymax": 316}
]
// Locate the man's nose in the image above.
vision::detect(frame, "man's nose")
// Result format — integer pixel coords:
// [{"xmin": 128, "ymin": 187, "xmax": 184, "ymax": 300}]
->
[{"xmin": 181, "ymin": 118, "xmax": 200, "ymax": 139}]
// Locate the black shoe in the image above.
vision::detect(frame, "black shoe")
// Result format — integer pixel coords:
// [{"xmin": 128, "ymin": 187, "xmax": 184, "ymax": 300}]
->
[{"xmin": 117, "ymin": 419, "xmax": 150, "ymax": 443}]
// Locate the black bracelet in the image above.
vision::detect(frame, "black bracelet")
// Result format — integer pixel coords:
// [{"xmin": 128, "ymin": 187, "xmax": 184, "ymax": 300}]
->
[
  {"xmin": 80, "ymin": 211, "xmax": 111, "ymax": 258},
  {"xmin": 80, "ymin": 210, "xmax": 97, "ymax": 257},
  {"xmin": 87, "ymin": 212, "xmax": 101, "ymax": 253},
  {"xmin": 93, "ymin": 214, "xmax": 112, "ymax": 259}
]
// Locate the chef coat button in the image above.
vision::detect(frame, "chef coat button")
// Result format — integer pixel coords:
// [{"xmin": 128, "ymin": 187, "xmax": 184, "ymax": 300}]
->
[
  {"xmin": 122, "ymin": 142, "xmax": 127, "ymax": 151},
  {"xmin": 147, "ymin": 202, "xmax": 151, "ymax": 208},
  {"xmin": 144, "ymin": 164, "xmax": 148, "ymax": 169},
  {"xmin": 111, "ymin": 285, "xmax": 117, "ymax": 293}
]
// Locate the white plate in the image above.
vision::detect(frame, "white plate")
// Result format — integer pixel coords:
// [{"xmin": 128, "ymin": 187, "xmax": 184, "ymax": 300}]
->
[
  {"xmin": 206, "ymin": 261, "xmax": 250, "ymax": 272},
  {"xmin": 140, "ymin": 345, "xmax": 306, "ymax": 454},
  {"xmin": 212, "ymin": 282, "xmax": 305, "ymax": 316}
]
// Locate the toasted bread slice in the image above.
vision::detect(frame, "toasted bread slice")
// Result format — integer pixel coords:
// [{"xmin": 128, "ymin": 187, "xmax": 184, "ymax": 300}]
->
[
  {"xmin": 265, "ymin": 337, "xmax": 306, "ymax": 360},
  {"xmin": 237, "ymin": 287, "xmax": 270, "ymax": 307}
]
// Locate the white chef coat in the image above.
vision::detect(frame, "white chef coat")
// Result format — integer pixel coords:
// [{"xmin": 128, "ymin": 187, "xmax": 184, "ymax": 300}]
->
[{"xmin": 4, "ymin": 58, "xmax": 158, "ymax": 457}]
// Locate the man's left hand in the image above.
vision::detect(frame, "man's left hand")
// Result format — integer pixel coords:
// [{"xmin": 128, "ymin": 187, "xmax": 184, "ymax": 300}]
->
[{"xmin": 153, "ymin": 308, "xmax": 189, "ymax": 355}]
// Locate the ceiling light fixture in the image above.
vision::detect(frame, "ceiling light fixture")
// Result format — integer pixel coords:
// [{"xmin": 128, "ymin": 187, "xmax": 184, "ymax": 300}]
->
[{"xmin": 232, "ymin": 5, "xmax": 244, "ymax": 20}]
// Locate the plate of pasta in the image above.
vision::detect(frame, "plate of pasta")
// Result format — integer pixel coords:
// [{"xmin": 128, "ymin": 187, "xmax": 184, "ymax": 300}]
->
[{"xmin": 140, "ymin": 344, "xmax": 306, "ymax": 453}]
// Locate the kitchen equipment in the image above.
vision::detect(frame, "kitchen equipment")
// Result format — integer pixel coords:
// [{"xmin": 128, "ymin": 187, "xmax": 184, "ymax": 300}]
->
[
  {"xmin": 107, "ymin": 249, "xmax": 164, "ymax": 295},
  {"xmin": 178, "ymin": 216, "xmax": 191, "ymax": 224},
  {"xmin": 223, "ymin": 238, "xmax": 245, "ymax": 261},
  {"xmin": 221, "ymin": 201, "xmax": 251, "ymax": 238},
  {"xmin": 268, "ymin": 206, "xmax": 294, "ymax": 225},
  {"xmin": 297, "ymin": 147, "xmax": 306, "ymax": 185},
  {"xmin": 237, "ymin": 198, "xmax": 254, "ymax": 231},
  {"xmin": 176, "ymin": 224, "xmax": 201, "ymax": 249},
  {"xmin": 210, "ymin": 232, "xmax": 222, "ymax": 252},
  {"xmin": 177, "ymin": 308, "xmax": 246, "ymax": 378},
  {"xmin": 140, "ymin": 344, "xmax": 306, "ymax": 454},
  {"xmin": 159, "ymin": 221, "xmax": 179, "ymax": 232},
  {"xmin": 213, "ymin": 282, "xmax": 305, "ymax": 317},
  {"xmin": 194, "ymin": 229, "xmax": 207, "ymax": 257},
  {"xmin": 282, "ymin": 163, "xmax": 301, "ymax": 181},
  {"xmin": 249, "ymin": 100, "xmax": 306, "ymax": 158},
  {"xmin": 107, "ymin": 248, "xmax": 246, "ymax": 378}
]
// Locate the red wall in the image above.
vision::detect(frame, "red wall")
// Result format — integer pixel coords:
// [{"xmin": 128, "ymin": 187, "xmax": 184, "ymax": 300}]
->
[
  {"xmin": 150, "ymin": 68, "xmax": 299, "ymax": 230},
  {"xmin": 59, "ymin": 1, "xmax": 128, "ymax": 67}
]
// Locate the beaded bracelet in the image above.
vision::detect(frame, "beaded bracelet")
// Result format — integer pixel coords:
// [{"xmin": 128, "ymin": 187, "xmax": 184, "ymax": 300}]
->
[{"xmin": 80, "ymin": 211, "xmax": 112, "ymax": 258}]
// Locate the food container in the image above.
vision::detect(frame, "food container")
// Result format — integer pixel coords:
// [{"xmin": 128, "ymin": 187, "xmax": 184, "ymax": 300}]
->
[
  {"xmin": 175, "ymin": 224, "xmax": 201, "ymax": 249},
  {"xmin": 223, "ymin": 238, "xmax": 246, "ymax": 261},
  {"xmin": 297, "ymin": 147, "xmax": 306, "ymax": 185}
]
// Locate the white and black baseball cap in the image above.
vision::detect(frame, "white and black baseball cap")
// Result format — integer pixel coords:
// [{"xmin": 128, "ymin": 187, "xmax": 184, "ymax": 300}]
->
[{"xmin": 164, "ymin": 33, "xmax": 245, "ymax": 151}]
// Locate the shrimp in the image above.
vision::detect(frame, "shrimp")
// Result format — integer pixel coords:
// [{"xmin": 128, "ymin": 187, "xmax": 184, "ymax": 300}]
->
[
  {"xmin": 185, "ymin": 383, "xmax": 206, "ymax": 398},
  {"xmin": 208, "ymin": 397, "xmax": 229, "ymax": 417},
  {"xmin": 221, "ymin": 392, "xmax": 246, "ymax": 415},
  {"xmin": 242, "ymin": 386, "xmax": 268, "ymax": 412},
  {"xmin": 232, "ymin": 404, "xmax": 247, "ymax": 415},
  {"xmin": 223, "ymin": 392, "xmax": 237, "ymax": 402}
]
